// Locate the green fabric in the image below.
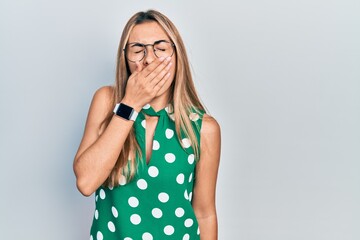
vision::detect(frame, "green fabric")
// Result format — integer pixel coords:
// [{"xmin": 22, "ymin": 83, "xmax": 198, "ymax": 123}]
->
[{"xmin": 90, "ymin": 103, "xmax": 205, "ymax": 240}]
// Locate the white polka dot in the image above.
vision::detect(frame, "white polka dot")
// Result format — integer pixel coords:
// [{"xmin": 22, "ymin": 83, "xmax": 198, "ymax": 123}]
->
[
  {"xmin": 197, "ymin": 227, "xmax": 200, "ymax": 235},
  {"xmin": 176, "ymin": 173, "xmax": 185, "ymax": 184},
  {"xmin": 137, "ymin": 179, "xmax": 148, "ymax": 190},
  {"xmin": 143, "ymin": 104, "xmax": 151, "ymax": 109},
  {"xmin": 119, "ymin": 174, "xmax": 126, "ymax": 186},
  {"xmin": 189, "ymin": 192, "xmax": 193, "ymax": 201},
  {"xmin": 108, "ymin": 185, "xmax": 113, "ymax": 190},
  {"xmin": 90, "ymin": 235, "xmax": 93, "ymax": 240},
  {"xmin": 108, "ymin": 221, "xmax": 115, "ymax": 232},
  {"xmin": 148, "ymin": 166, "xmax": 159, "ymax": 177},
  {"xmin": 95, "ymin": 195, "xmax": 98, "ymax": 202},
  {"xmin": 188, "ymin": 154, "xmax": 195, "ymax": 164},
  {"xmin": 96, "ymin": 231, "xmax": 103, "ymax": 240},
  {"xmin": 165, "ymin": 128, "xmax": 174, "ymax": 139},
  {"xmin": 184, "ymin": 189, "xmax": 189, "ymax": 200},
  {"xmin": 94, "ymin": 209, "xmax": 99, "ymax": 220},
  {"xmin": 152, "ymin": 140, "xmax": 160, "ymax": 150},
  {"xmin": 124, "ymin": 238, "xmax": 133, "ymax": 240},
  {"xmin": 158, "ymin": 192, "xmax": 169, "ymax": 203},
  {"xmin": 130, "ymin": 214, "xmax": 141, "ymax": 225},
  {"xmin": 175, "ymin": 207, "xmax": 185, "ymax": 217},
  {"xmin": 188, "ymin": 173, "xmax": 193, "ymax": 182},
  {"xmin": 184, "ymin": 218, "xmax": 194, "ymax": 227},
  {"xmin": 152, "ymin": 208, "xmax": 163, "ymax": 218},
  {"xmin": 128, "ymin": 196, "xmax": 139, "ymax": 208},
  {"xmin": 99, "ymin": 189, "xmax": 106, "ymax": 200},
  {"xmin": 189, "ymin": 112, "xmax": 200, "ymax": 121},
  {"xmin": 165, "ymin": 153, "xmax": 176, "ymax": 163},
  {"xmin": 141, "ymin": 119, "xmax": 146, "ymax": 128},
  {"xmin": 182, "ymin": 138, "xmax": 191, "ymax": 148},
  {"xmin": 111, "ymin": 206, "xmax": 118, "ymax": 218},
  {"xmin": 183, "ymin": 233, "xmax": 190, "ymax": 240},
  {"xmin": 142, "ymin": 232, "xmax": 153, "ymax": 240},
  {"xmin": 164, "ymin": 225, "xmax": 175, "ymax": 235}
]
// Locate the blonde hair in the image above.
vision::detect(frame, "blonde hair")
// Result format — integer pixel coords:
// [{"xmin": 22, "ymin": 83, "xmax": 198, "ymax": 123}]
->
[{"xmin": 101, "ymin": 9, "xmax": 206, "ymax": 187}]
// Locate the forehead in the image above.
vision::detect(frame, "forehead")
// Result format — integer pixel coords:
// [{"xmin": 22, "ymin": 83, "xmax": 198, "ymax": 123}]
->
[{"xmin": 128, "ymin": 21, "xmax": 170, "ymax": 44}]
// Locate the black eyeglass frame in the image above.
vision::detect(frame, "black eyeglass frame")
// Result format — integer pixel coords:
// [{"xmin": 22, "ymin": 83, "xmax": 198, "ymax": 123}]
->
[{"xmin": 123, "ymin": 40, "xmax": 176, "ymax": 62}]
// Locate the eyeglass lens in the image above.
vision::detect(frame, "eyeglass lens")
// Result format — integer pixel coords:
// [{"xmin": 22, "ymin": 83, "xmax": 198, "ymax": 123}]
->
[{"xmin": 126, "ymin": 41, "xmax": 173, "ymax": 62}]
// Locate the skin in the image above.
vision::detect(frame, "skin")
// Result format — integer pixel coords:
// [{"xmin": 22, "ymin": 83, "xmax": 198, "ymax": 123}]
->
[
  {"xmin": 121, "ymin": 21, "xmax": 178, "ymax": 163},
  {"xmin": 73, "ymin": 21, "xmax": 221, "ymax": 240}
]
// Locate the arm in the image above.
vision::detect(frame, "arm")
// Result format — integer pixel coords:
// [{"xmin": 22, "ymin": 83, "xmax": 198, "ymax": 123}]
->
[
  {"xmin": 73, "ymin": 86, "xmax": 140, "ymax": 196},
  {"xmin": 192, "ymin": 114, "xmax": 221, "ymax": 240},
  {"xmin": 73, "ymin": 57, "xmax": 172, "ymax": 196}
]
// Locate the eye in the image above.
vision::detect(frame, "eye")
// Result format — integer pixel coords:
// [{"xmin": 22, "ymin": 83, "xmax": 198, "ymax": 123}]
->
[
  {"xmin": 154, "ymin": 42, "xmax": 171, "ymax": 51},
  {"xmin": 129, "ymin": 46, "xmax": 145, "ymax": 54}
]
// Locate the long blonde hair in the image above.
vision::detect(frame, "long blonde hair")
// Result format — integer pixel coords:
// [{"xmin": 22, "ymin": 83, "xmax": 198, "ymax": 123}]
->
[{"xmin": 101, "ymin": 9, "xmax": 206, "ymax": 187}]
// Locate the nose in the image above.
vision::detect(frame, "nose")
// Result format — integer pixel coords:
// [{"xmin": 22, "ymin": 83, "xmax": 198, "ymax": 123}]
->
[{"xmin": 143, "ymin": 45, "xmax": 156, "ymax": 66}]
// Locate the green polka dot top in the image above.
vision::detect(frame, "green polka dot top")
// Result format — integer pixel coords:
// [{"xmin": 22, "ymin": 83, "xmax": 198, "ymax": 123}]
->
[{"xmin": 90, "ymin": 103, "xmax": 205, "ymax": 240}]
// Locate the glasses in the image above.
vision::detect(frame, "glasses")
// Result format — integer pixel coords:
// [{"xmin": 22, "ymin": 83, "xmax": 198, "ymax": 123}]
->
[{"xmin": 124, "ymin": 40, "xmax": 175, "ymax": 62}]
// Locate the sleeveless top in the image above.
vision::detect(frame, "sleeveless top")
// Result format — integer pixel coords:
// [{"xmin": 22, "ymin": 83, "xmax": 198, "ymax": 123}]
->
[{"xmin": 89, "ymin": 103, "xmax": 205, "ymax": 240}]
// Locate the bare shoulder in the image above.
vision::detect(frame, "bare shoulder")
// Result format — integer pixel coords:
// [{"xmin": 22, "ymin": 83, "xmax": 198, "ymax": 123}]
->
[
  {"xmin": 94, "ymin": 85, "xmax": 114, "ymax": 98},
  {"xmin": 85, "ymin": 85, "xmax": 115, "ymax": 132},
  {"xmin": 90, "ymin": 85, "xmax": 115, "ymax": 115},
  {"xmin": 201, "ymin": 113, "xmax": 221, "ymax": 137},
  {"xmin": 198, "ymin": 113, "xmax": 221, "ymax": 167},
  {"xmin": 92, "ymin": 85, "xmax": 114, "ymax": 107}
]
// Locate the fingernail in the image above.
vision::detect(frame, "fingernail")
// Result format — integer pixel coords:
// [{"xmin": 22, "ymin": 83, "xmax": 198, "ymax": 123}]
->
[{"xmin": 166, "ymin": 56, "xmax": 171, "ymax": 62}]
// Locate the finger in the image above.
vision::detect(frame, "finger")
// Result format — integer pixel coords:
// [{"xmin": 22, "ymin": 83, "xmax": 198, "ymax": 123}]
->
[
  {"xmin": 153, "ymin": 72, "xmax": 171, "ymax": 93},
  {"xmin": 149, "ymin": 61, "xmax": 172, "ymax": 86},
  {"xmin": 154, "ymin": 69, "xmax": 171, "ymax": 88},
  {"xmin": 147, "ymin": 57, "xmax": 172, "ymax": 82},
  {"xmin": 142, "ymin": 57, "xmax": 166, "ymax": 77}
]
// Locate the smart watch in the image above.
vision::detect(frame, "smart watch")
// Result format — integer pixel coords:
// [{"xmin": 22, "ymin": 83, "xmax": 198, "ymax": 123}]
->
[{"xmin": 113, "ymin": 103, "xmax": 138, "ymax": 121}]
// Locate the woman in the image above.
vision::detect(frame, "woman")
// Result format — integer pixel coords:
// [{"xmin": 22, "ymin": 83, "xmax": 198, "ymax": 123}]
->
[{"xmin": 73, "ymin": 9, "xmax": 221, "ymax": 240}]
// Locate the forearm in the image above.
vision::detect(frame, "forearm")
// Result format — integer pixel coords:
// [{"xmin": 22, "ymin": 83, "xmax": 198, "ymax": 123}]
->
[
  {"xmin": 73, "ymin": 115, "xmax": 134, "ymax": 196},
  {"xmin": 197, "ymin": 214, "xmax": 218, "ymax": 240}
]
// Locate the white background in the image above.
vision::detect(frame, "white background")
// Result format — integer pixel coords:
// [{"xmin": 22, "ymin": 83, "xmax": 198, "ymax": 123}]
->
[{"xmin": 0, "ymin": 0, "xmax": 359, "ymax": 239}]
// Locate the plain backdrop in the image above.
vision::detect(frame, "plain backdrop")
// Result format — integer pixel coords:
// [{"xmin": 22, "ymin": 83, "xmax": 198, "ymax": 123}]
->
[{"xmin": 0, "ymin": 0, "xmax": 359, "ymax": 239}]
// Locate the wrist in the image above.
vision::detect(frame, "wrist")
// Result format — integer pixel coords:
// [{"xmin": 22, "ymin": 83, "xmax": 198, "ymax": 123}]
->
[
  {"xmin": 120, "ymin": 97, "xmax": 142, "ymax": 112},
  {"xmin": 113, "ymin": 102, "xmax": 139, "ymax": 121}
]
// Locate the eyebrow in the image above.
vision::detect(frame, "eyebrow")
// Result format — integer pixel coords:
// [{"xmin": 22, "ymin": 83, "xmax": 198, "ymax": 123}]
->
[{"xmin": 128, "ymin": 39, "xmax": 169, "ymax": 47}]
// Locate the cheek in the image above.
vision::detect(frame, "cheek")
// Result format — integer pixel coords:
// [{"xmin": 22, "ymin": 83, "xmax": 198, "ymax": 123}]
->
[{"xmin": 128, "ymin": 62, "xmax": 136, "ymax": 74}]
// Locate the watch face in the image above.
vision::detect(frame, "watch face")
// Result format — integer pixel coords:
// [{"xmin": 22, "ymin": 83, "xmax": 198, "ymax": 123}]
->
[{"xmin": 116, "ymin": 103, "xmax": 133, "ymax": 119}]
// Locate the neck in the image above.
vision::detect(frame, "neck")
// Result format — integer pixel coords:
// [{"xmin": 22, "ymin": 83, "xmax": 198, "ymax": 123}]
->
[{"xmin": 148, "ymin": 90, "xmax": 171, "ymax": 112}]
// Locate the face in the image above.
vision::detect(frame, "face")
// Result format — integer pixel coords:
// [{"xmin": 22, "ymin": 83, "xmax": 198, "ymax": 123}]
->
[{"xmin": 126, "ymin": 21, "xmax": 177, "ymax": 98}]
